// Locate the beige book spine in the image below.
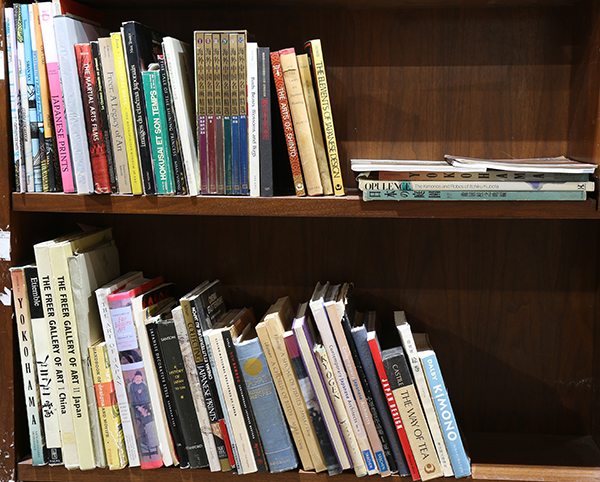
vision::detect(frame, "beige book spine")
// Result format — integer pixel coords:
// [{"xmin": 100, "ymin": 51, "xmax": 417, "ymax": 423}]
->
[
  {"xmin": 255, "ymin": 322, "xmax": 313, "ymax": 471},
  {"xmin": 314, "ymin": 345, "xmax": 367, "ymax": 476},
  {"xmin": 297, "ymin": 53, "xmax": 333, "ymax": 195},
  {"xmin": 278, "ymin": 49, "xmax": 323, "ymax": 196}
]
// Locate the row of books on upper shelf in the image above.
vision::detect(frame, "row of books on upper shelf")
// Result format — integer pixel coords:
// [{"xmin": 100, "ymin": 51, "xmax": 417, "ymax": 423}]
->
[
  {"xmin": 352, "ymin": 155, "xmax": 598, "ymax": 201},
  {"xmin": 11, "ymin": 227, "xmax": 470, "ymax": 479},
  {"xmin": 6, "ymin": 1, "xmax": 345, "ymax": 197}
]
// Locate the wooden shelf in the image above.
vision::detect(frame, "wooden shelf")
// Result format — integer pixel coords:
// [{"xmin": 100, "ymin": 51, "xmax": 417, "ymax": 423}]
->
[
  {"xmin": 11, "ymin": 192, "xmax": 600, "ymax": 219},
  {"xmin": 17, "ymin": 434, "xmax": 600, "ymax": 482}
]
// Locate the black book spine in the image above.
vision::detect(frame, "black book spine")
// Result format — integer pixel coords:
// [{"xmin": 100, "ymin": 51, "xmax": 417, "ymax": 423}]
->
[
  {"xmin": 90, "ymin": 41, "xmax": 118, "ymax": 193},
  {"xmin": 156, "ymin": 318, "xmax": 209, "ymax": 469},
  {"xmin": 257, "ymin": 46, "xmax": 273, "ymax": 197},
  {"xmin": 146, "ymin": 320, "xmax": 190, "ymax": 468},
  {"xmin": 222, "ymin": 329, "xmax": 267, "ymax": 472},
  {"xmin": 157, "ymin": 54, "xmax": 187, "ymax": 195},
  {"xmin": 341, "ymin": 313, "xmax": 398, "ymax": 474},
  {"xmin": 188, "ymin": 301, "xmax": 231, "ymax": 470},
  {"xmin": 121, "ymin": 21, "xmax": 159, "ymax": 195}
]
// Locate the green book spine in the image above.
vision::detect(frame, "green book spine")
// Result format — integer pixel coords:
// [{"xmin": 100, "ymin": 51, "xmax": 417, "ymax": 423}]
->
[
  {"xmin": 363, "ymin": 190, "xmax": 587, "ymax": 201},
  {"xmin": 142, "ymin": 69, "xmax": 175, "ymax": 194}
]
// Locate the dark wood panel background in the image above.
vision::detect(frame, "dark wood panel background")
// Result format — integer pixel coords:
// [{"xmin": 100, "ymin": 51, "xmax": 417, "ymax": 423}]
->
[{"xmin": 10, "ymin": 213, "xmax": 598, "ymax": 438}]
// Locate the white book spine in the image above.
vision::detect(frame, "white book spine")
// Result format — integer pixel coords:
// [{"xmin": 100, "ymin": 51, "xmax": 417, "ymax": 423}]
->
[
  {"xmin": 53, "ymin": 15, "xmax": 94, "ymax": 194},
  {"xmin": 246, "ymin": 42, "xmax": 259, "ymax": 197},
  {"xmin": 162, "ymin": 37, "xmax": 199, "ymax": 195},
  {"xmin": 95, "ymin": 273, "xmax": 143, "ymax": 467}
]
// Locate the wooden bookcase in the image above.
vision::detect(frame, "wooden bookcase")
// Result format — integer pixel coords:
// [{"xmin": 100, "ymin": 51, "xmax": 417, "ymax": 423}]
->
[{"xmin": 2, "ymin": 0, "xmax": 600, "ymax": 481}]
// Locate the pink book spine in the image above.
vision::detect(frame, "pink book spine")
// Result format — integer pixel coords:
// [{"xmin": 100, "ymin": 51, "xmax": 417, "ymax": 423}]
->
[{"xmin": 38, "ymin": 4, "xmax": 75, "ymax": 193}]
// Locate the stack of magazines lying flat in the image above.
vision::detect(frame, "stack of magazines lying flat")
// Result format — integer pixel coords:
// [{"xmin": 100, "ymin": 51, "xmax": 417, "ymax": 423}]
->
[{"xmin": 352, "ymin": 155, "xmax": 597, "ymax": 201}]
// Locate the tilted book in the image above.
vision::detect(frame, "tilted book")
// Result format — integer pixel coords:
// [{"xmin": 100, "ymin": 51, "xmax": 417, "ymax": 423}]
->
[
  {"xmin": 89, "ymin": 341, "xmax": 128, "ymax": 470},
  {"xmin": 11, "ymin": 266, "xmax": 47, "ymax": 466},
  {"xmin": 270, "ymin": 50, "xmax": 305, "ymax": 196},
  {"xmin": 23, "ymin": 266, "xmax": 63, "ymax": 465},
  {"xmin": 395, "ymin": 313, "xmax": 453, "ymax": 476},
  {"xmin": 235, "ymin": 324, "xmax": 298, "ymax": 473},
  {"xmin": 416, "ymin": 334, "xmax": 471, "ymax": 478},
  {"xmin": 382, "ymin": 345, "xmax": 443, "ymax": 481}
]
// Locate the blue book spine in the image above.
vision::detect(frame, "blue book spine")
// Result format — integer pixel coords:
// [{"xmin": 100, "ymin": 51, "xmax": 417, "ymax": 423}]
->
[
  {"xmin": 364, "ymin": 189, "xmax": 587, "ymax": 201},
  {"xmin": 421, "ymin": 351, "xmax": 471, "ymax": 478},
  {"xmin": 235, "ymin": 337, "xmax": 299, "ymax": 474},
  {"xmin": 231, "ymin": 115, "xmax": 241, "ymax": 195},
  {"xmin": 352, "ymin": 325, "xmax": 410, "ymax": 477},
  {"xmin": 239, "ymin": 114, "xmax": 249, "ymax": 195}
]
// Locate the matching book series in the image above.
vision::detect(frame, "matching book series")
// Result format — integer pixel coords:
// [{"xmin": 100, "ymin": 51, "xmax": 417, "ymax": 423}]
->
[
  {"xmin": 6, "ymin": 0, "xmax": 344, "ymax": 198},
  {"xmin": 12, "ymin": 227, "xmax": 471, "ymax": 479}
]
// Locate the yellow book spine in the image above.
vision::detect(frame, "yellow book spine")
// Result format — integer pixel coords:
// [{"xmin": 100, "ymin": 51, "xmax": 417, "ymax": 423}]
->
[
  {"xmin": 111, "ymin": 32, "xmax": 143, "ymax": 195},
  {"xmin": 90, "ymin": 343, "xmax": 128, "ymax": 470}
]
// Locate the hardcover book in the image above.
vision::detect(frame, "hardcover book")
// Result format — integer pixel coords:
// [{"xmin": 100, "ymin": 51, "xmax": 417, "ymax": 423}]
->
[
  {"xmin": 194, "ymin": 31, "xmax": 209, "ymax": 194},
  {"xmin": 229, "ymin": 32, "xmax": 241, "ymax": 195},
  {"xmin": 257, "ymin": 46, "xmax": 273, "ymax": 197},
  {"xmin": 363, "ymin": 190, "xmax": 587, "ymax": 201},
  {"xmin": 247, "ymin": 42, "xmax": 260, "ymax": 197},
  {"xmin": 235, "ymin": 324, "xmax": 299, "ymax": 473},
  {"xmin": 221, "ymin": 34, "xmax": 233, "ymax": 195},
  {"xmin": 212, "ymin": 32, "xmax": 224, "ymax": 194},
  {"xmin": 237, "ymin": 32, "xmax": 249, "ymax": 195}
]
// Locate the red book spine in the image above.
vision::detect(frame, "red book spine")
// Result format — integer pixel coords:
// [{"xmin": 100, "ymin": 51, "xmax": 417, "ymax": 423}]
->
[
  {"xmin": 220, "ymin": 419, "xmax": 236, "ymax": 472},
  {"xmin": 270, "ymin": 51, "xmax": 306, "ymax": 196},
  {"xmin": 75, "ymin": 43, "xmax": 111, "ymax": 193},
  {"xmin": 368, "ymin": 336, "xmax": 421, "ymax": 480}
]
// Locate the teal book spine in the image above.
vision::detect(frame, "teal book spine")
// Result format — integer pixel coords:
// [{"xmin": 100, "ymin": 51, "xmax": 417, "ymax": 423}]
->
[
  {"xmin": 235, "ymin": 336, "xmax": 299, "ymax": 473},
  {"xmin": 363, "ymin": 189, "xmax": 587, "ymax": 201},
  {"xmin": 142, "ymin": 69, "xmax": 175, "ymax": 194}
]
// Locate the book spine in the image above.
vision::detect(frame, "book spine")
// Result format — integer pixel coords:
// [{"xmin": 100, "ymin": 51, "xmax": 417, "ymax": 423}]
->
[
  {"xmin": 212, "ymin": 33, "xmax": 224, "ymax": 194},
  {"xmin": 205, "ymin": 33, "xmax": 217, "ymax": 194},
  {"xmin": 90, "ymin": 40, "xmax": 118, "ymax": 193},
  {"xmin": 33, "ymin": 242, "xmax": 79, "ymax": 469},
  {"xmin": 352, "ymin": 327, "xmax": 409, "ymax": 476},
  {"xmin": 382, "ymin": 347, "xmax": 442, "ymax": 481},
  {"xmin": 95, "ymin": 280, "xmax": 141, "ymax": 467},
  {"xmin": 378, "ymin": 170, "xmax": 591, "ymax": 181},
  {"xmin": 310, "ymin": 299, "xmax": 377, "ymax": 474},
  {"xmin": 74, "ymin": 43, "xmax": 111, "ymax": 194},
  {"xmin": 223, "ymin": 330, "xmax": 267, "ymax": 472},
  {"xmin": 314, "ymin": 345, "xmax": 366, "ymax": 476},
  {"xmin": 368, "ymin": 336, "xmax": 420, "ymax": 480},
  {"xmin": 220, "ymin": 34, "xmax": 232, "ymax": 195},
  {"xmin": 6, "ymin": 7, "xmax": 25, "ymax": 193},
  {"xmin": 420, "ymin": 351, "xmax": 471, "ymax": 478},
  {"xmin": 142, "ymin": 70, "xmax": 175, "ymax": 194},
  {"xmin": 237, "ymin": 33, "xmax": 249, "ymax": 195},
  {"xmin": 89, "ymin": 343, "xmax": 128, "ymax": 470},
  {"xmin": 98, "ymin": 37, "xmax": 132, "ymax": 194},
  {"xmin": 396, "ymin": 318, "xmax": 453, "ymax": 476},
  {"xmin": 11, "ymin": 267, "xmax": 47, "ymax": 466},
  {"xmin": 183, "ymin": 298, "xmax": 231, "ymax": 471},
  {"xmin": 279, "ymin": 48, "xmax": 323, "ymax": 196},
  {"xmin": 109, "ymin": 298, "xmax": 164, "ymax": 469},
  {"xmin": 121, "ymin": 22, "xmax": 157, "ymax": 195},
  {"xmin": 257, "ymin": 46, "xmax": 273, "ymax": 197},
  {"xmin": 326, "ymin": 303, "xmax": 390, "ymax": 476},
  {"xmin": 297, "ymin": 53, "xmax": 333, "ymax": 195},
  {"xmin": 49, "ymin": 244, "xmax": 96, "ymax": 469},
  {"xmin": 284, "ymin": 332, "xmax": 340, "ymax": 475},
  {"xmin": 111, "ymin": 32, "xmax": 143, "ymax": 195},
  {"xmin": 247, "ymin": 42, "xmax": 260, "ymax": 197},
  {"xmin": 235, "ymin": 337, "xmax": 299, "ymax": 473},
  {"xmin": 363, "ymin": 189, "xmax": 588, "ymax": 201},
  {"xmin": 256, "ymin": 322, "xmax": 312, "ymax": 471},
  {"xmin": 156, "ymin": 318, "xmax": 209, "ymax": 468},
  {"xmin": 24, "ymin": 266, "xmax": 63, "ymax": 465},
  {"xmin": 38, "ymin": 3, "xmax": 74, "ymax": 192},
  {"xmin": 229, "ymin": 32, "xmax": 241, "ymax": 195},
  {"xmin": 157, "ymin": 55, "xmax": 187, "ymax": 195},
  {"xmin": 359, "ymin": 179, "xmax": 595, "ymax": 191},
  {"xmin": 305, "ymin": 39, "xmax": 345, "ymax": 196},
  {"xmin": 29, "ymin": 4, "xmax": 49, "ymax": 192},
  {"xmin": 195, "ymin": 32, "xmax": 209, "ymax": 194},
  {"xmin": 145, "ymin": 320, "xmax": 190, "ymax": 468},
  {"xmin": 54, "ymin": 16, "xmax": 95, "ymax": 194},
  {"xmin": 270, "ymin": 51, "xmax": 305, "ymax": 196}
]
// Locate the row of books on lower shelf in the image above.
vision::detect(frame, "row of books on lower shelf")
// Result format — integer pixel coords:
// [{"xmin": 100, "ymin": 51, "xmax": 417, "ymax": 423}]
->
[
  {"xmin": 353, "ymin": 155, "xmax": 598, "ymax": 201},
  {"xmin": 7, "ymin": 0, "xmax": 344, "ymax": 197},
  {"xmin": 11, "ymin": 227, "xmax": 470, "ymax": 479}
]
